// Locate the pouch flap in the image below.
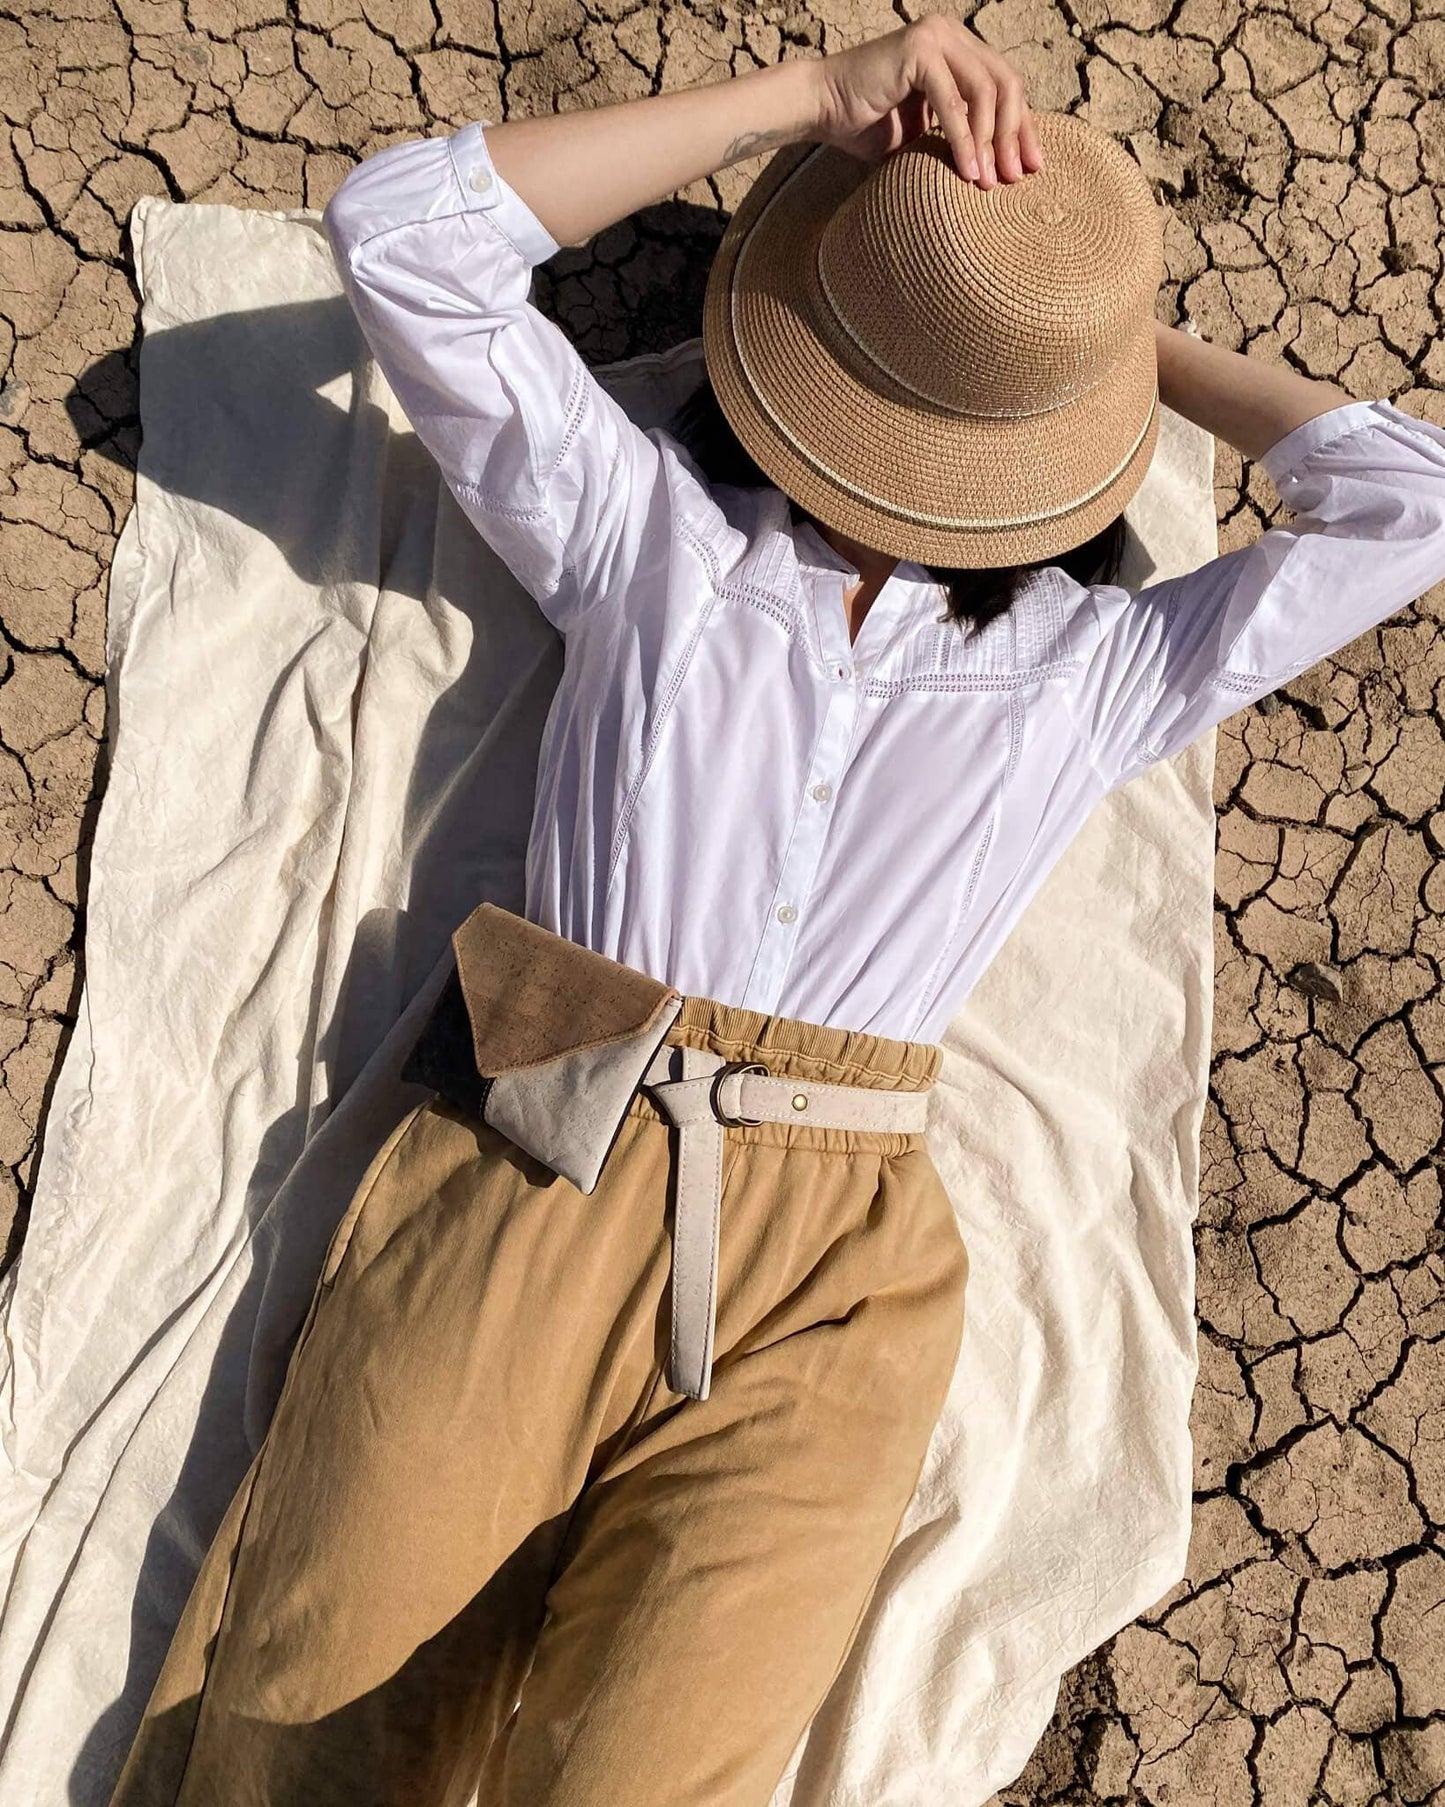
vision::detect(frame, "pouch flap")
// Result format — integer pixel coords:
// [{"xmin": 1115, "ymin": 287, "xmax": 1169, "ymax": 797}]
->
[
  {"xmin": 452, "ymin": 900, "xmax": 680, "ymax": 1076},
  {"xmin": 484, "ymin": 995, "xmax": 685, "ymax": 1194}
]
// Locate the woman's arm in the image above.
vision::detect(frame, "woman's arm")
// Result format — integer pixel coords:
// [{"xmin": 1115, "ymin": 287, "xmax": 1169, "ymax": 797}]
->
[
  {"xmin": 321, "ymin": 19, "xmax": 1044, "ymax": 635},
  {"xmin": 483, "ymin": 59, "xmax": 822, "ymax": 251},
  {"xmin": 484, "ymin": 14, "xmax": 1046, "ymax": 250},
  {"xmin": 1060, "ymin": 274, "xmax": 1445, "ymax": 797},
  {"xmin": 1068, "ymin": 388, "xmax": 1445, "ymax": 794},
  {"xmin": 1154, "ymin": 319, "xmax": 1353, "ymax": 464}
]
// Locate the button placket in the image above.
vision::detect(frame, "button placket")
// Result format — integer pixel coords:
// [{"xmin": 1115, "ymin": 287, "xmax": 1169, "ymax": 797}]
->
[{"xmin": 739, "ymin": 674, "xmax": 858, "ymax": 1015}]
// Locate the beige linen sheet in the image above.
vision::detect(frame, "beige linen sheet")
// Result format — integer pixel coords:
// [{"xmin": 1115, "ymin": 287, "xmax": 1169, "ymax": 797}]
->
[{"xmin": 0, "ymin": 194, "xmax": 1218, "ymax": 1806}]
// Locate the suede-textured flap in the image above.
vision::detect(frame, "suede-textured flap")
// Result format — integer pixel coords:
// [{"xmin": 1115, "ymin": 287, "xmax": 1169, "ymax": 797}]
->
[
  {"xmin": 452, "ymin": 900, "xmax": 680, "ymax": 1076},
  {"xmin": 485, "ymin": 997, "xmax": 685, "ymax": 1194}
]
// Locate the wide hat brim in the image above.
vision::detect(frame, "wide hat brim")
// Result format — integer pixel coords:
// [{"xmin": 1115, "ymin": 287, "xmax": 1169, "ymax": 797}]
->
[{"xmin": 702, "ymin": 125, "xmax": 1161, "ymax": 570}]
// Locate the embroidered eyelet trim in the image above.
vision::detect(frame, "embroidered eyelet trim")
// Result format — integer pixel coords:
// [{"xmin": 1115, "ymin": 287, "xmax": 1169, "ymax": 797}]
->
[
  {"xmin": 453, "ymin": 481, "xmax": 551, "ymax": 522},
  {"xmin": 1211, "ymin": 665, "xmax": 1286, "ymax": 694},
  {"xmin": 678, "ymin": 518, "xmax": 725, "ymax": 591},
  {"xmin": 861, "ymin": 660, "xmax": 1081, "ymax": 698},
  {"xmin": 717, "ymin": 578, "xmax": 803, "ymax": 642},
  {"xmin": 1004, "ymin": 689, "xmax": 1027, "ymax": 784},
  {"xmin": 549, "ymin": 361, "xmax": 590, "ymax": 473}
]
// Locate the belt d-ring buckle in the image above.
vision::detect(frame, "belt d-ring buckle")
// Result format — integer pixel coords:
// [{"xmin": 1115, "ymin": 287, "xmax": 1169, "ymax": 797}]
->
[{"xmin": 710, "ymin": 1060, "xmax": 768, "ymax": 1128}]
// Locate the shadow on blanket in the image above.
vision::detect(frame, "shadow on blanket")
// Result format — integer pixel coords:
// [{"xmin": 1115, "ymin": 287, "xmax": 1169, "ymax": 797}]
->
[
  {"xmin": 71, "ymin": 296, "xmax": 435, "ymax": 596},
  {"xmin": 67, "ymin": 197, "xmax": 725, "ymax": 599},
  {"xmin": 63, "ymin": 910, "xmax": 461, "ymax": 1798}
]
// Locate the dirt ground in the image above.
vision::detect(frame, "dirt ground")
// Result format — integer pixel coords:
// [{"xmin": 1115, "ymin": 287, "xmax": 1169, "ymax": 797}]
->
[{"xmin": 2, "ymin": 0, "xmax": 1444, "ymax": 1800}]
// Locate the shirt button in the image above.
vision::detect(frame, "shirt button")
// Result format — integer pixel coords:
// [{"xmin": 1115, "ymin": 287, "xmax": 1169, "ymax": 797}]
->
[
  {"xmin": 811, "ymin": 782, "xmax": 832, "ymax": 803},
  {"xmin": 776, "ymin": 903, "xmax": 798, "ymax": 924},
  {"xmin": 469, "ymin": 167, "xmax": 494, "ymax": 194}
]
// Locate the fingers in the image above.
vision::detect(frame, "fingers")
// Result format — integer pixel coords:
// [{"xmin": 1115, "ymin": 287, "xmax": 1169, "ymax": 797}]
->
[
  {"xmin": 1017, "ymin": 105, "xmax": 1045, "ymax": 173},
  {"xmin": 954, "ymin": 55, "xmax": 996, "ymax": 186},
  {"xmin": 981, "ymin": 51, "xmax": 1026, "ymax": 182},
  {"xmin": 918, "ymin": 55, "xmax": 980, "ymax": 183},
  {"xmin": 942, "ymin": 44, "xmax": 1016, "ymax": 189},
  {"xmin": 916, "ymin": 16, "xmax": 1044, "ymax": 190}
]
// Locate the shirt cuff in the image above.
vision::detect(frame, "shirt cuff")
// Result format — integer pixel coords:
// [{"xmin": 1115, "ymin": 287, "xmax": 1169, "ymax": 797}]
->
[
  {"xmin": 1258, "ymin": 398, "xmax": 1388, "ymax": 488},
  {"xmin": 447, "ymin": 120, "xmax": 563, "ymax": 269}
]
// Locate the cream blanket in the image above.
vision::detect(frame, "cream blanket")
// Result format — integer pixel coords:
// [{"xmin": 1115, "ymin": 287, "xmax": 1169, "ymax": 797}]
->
[{"xmin": 0, "ymin": 195, "xmax": 1218, "ymax": 1806}]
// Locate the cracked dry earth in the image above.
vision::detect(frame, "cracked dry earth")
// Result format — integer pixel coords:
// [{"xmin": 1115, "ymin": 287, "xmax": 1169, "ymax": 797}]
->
[{"xmin": 1, "ymin": 0, "xmax": 1444, "ymax": 1800}]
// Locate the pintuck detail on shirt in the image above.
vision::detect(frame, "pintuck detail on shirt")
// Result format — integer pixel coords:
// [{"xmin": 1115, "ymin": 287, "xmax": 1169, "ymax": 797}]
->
[
  {"xmin": 883, "ymin": 565, "xmax": 1083, "ymax": 695},
  {"xmin": 323, "ymin": 118, "xmax": 1445, "ymax": 1044}
]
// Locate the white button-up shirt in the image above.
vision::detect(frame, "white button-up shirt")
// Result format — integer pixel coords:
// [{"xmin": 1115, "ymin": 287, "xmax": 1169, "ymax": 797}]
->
[{"xmin": 324, "ymin": 120, "xmax": 1445, "ymax": 1044}]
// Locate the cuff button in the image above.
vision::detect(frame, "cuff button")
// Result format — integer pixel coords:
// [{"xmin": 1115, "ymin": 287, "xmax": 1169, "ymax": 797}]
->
[{"xmin": 469, "ymin": 167, "xmax": 494, "ymax": 194}]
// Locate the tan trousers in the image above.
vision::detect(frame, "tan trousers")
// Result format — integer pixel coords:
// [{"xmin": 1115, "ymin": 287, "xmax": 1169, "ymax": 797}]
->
[{"xmin": 109, "ymin": 970, "xmax": 970, "ymax": 1807}]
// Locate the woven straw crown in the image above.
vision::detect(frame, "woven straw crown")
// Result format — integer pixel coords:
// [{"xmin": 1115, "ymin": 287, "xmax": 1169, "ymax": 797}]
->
[{"xmin": 701, "ymin": 110, "xmax": 1167, "ymax": 569}]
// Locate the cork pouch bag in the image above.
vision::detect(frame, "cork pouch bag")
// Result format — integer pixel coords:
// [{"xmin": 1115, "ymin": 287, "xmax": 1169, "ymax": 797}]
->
[{"xmin": 400, "ymin": 901, "xmax": 684, "ymax": 1193}]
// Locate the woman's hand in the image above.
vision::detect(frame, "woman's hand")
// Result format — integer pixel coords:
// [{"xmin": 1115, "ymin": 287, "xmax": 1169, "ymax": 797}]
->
[
  {"xmin": 813, "ymin": 15, "xmax": 1044, "ymax": 191},
  {"xmin": 479, "ymin": 13, "xmax": 1039, "ymax": 249}
]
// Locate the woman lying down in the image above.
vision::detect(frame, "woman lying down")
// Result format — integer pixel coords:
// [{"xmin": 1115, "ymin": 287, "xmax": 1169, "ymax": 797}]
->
[{"xmin": 110, "ymin": 15, "xmax": 1445, "ymax": 1807}]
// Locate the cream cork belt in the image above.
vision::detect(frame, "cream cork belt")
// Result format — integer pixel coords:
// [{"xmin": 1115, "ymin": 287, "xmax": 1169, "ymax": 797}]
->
[{"xmin": 639, "ymin": 1043, "xmax": 932, "ymax": 1403}]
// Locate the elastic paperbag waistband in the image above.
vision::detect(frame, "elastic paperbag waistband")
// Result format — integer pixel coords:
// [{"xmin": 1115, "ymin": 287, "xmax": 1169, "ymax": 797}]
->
[{"xmin": 664, "ymin": 995, "xmax": 938, "ymax": 1092}]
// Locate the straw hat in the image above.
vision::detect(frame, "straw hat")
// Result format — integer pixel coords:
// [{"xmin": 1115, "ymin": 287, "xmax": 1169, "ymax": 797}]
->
[{"xmin": 701, "ymin": 109, "xmax": 1166, "ymax": 569}]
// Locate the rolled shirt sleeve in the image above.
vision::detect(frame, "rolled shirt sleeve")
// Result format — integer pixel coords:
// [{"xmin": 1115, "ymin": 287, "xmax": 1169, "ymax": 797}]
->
[
  {"xmin": 322, "ymin": 121, "xmax": 711, "ymax": 635},
  {"xmin": 1068, "ymin": 399, "xmax": 1445, "ymax": 793}
]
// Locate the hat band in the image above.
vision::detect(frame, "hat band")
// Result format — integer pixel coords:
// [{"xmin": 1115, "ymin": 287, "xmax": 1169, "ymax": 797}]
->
[
  {"xmin": 733, "ymin": 265, "xmax": 1157, "ymax": 530},
  {"xmin": 730, "ymin": 144, "xmax": 1157, "ymax": 532}
]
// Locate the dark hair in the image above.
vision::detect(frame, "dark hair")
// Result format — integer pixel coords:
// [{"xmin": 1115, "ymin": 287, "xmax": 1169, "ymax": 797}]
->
[{"xmin": 668, "ymin": 371, "xmax": 1128, "ymax": 635}]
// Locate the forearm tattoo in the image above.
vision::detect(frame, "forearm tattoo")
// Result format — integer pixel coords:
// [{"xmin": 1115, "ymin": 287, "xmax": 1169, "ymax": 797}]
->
[{"xmin": 720, "ymin": 125, "xmax": 809, "ymax": 168}]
